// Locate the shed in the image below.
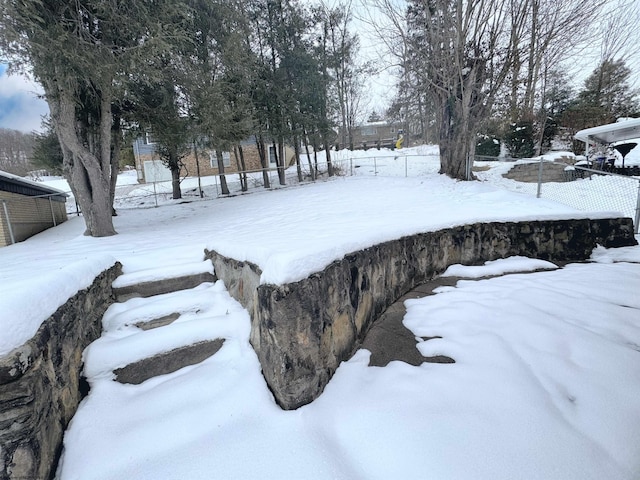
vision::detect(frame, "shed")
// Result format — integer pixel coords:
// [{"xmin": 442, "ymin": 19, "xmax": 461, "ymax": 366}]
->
[{"xmin": 0, "ymin": 170, "xmax": 68, "ymax": 247}]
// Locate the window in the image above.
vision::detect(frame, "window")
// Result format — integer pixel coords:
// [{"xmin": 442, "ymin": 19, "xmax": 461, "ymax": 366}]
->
[
  {"xmin": 361, "ymin": 126, "xmax": 377, "ymax": 136},
  {"xmin": 143, "ymin": 132, "xmax": 156, "ymax": 145},
  {"xmin": 269, "ymin": 145, "xmax": 277, "ymax": 164},
  {"xmin": 209, "ymin": 151, "xmax": 231, "ymax": 168}
]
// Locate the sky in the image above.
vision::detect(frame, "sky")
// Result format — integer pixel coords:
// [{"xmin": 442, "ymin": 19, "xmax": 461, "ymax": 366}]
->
[
  {"xmin": 0, "ymin": 64, "xmax": 48, "ymax": 132},
  {"xmin": 0, "ymin": 150, "xmax": 638, "ymax": 479}
]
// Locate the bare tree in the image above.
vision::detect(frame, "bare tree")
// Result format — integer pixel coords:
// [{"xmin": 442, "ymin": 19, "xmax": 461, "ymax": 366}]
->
[
  {"xmin": 365, "ymin": 0, "xmax": 524, "ymax": 177},
  {"xmin": 357, "ymin": 0, "xmax": 418, "ymax": 137},
  {"xmin": 519, "ymin": 0, "xmax": 606, "ymax": 117},
  {"xmin": 0, "ymin": 128, "xmax": 34, "ymax": 175},
  {"xmin": 404, "ymin": 0, "xmax": 530, "ymax": 179},
  {"xmin": 317, "ymin": 1, "xmax": 371, "ymax": 149},
  {"xmin": 368, "ymin": 0, "xmax": 613, "ymax": 176},
  {"xmin": 597, "ymin": 0, "xmax": 640, "ymax": 67}
]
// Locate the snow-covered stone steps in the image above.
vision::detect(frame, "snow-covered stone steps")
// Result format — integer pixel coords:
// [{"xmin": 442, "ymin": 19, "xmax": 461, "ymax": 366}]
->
[
  {"xmin": 112, "ymin": 259, "xmax": 215, "ymax": 301},
  {"xmin": 84, "ymin": 280, "xmax": 248, "ymax": 386}
]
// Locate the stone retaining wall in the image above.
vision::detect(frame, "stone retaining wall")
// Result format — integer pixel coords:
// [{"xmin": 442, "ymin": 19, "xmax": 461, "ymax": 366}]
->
[
  {"xmin": 206, "ymin": 218, "xmax": 636, "ymax": 410},
  {"xmin": 503, "ymin": 161, "xmax": 569, "ymax": 183},
  {"xmin": 0, "ymin": 264, "xmax": 120, "ymax": 480}
]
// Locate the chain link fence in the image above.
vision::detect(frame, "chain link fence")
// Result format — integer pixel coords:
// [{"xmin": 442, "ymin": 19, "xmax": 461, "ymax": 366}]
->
[
  {"xmin": 474, "ymin": 157, "xmax": 640, "ymax": 234},
  {"xmin": 17, "ymin": 151, "xmax": 639, "ymax": 236},
  {"xmin": 167, "ymin": 153, "xmax": 640, "ymax": 233},
  {"xmin": 111, "ymin": 154, "xmax": 442, "ymax": 209},
  {"xmin": 537, "ymin": 162, "xmax": 640, "ymax": 233}
]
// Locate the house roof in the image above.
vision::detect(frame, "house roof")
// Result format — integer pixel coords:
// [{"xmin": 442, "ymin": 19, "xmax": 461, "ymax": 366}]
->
[
  {"xmin": 0, "ymin": 170, "xmax": 68, "ymax": 201},
  {"xmin": 575, "ymin": 118, "xmax": 640, "ymax": 145}
]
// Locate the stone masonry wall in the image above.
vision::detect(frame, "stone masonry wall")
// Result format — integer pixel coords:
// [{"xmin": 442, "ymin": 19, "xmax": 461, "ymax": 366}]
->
[
  {"xmin": 0, "ymin": 264, "xmax": 120, "ymax": 480},
  {"xmin": 503, "ymin": 161, "xmax": 569, "ymax": 183},
  {"xmin": 207, "ymin": 218, "xmax": 637, "ymax": 410}
]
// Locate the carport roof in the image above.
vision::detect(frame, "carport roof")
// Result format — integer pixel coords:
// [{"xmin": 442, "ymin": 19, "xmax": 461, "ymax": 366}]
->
[
  {"xmin": 0, "ymin": 170, "xmax": 68, "ymax": 201},
  {"xmin": 575, "ymin": 118, "xmax": 640, "ymax": 145}
]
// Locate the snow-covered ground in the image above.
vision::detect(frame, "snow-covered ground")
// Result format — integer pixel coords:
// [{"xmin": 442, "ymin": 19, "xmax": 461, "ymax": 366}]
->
[
  {"xmin": 56, "ymin": 250, "xmax": 640, "ymax": 480},
  {"xmin": 1, "ymin": 162, "xmax": 622, "ymax": 355},
  {"xmin": 1, "ymin": 145, "xmax": 639, "ymax": 479}
]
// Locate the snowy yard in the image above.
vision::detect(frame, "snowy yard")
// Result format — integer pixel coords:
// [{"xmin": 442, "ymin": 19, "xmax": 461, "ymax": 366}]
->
[{"xmin": 1, "ymin": 146, "xmax": 639, "ymax": 479}]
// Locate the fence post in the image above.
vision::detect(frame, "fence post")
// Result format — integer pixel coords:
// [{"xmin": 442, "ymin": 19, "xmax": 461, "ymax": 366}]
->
[
  {"xmin": 536, "ymin": 157, "xmax": 544, "ymax": 198},
  {"xmin": 49, "ymin": 197, "xmax": 57, "ymax": 227},
  {"xmin": 635, "ymin": 180, "xmax": 640, "ymax": 234},
  {"xmin": 405, "ymin": 156, "xmax": 408, "ymax": 177},
  {"xmin": 2, "ymin": 199, "xmax": 15, "ymax": 245},
  {"xmin": 152, "ymin": 181, "xmax": 159, "ymax": 207},
  {"xmin": 374, "ymin": 157, "xmax": 377, "ymax": 175},
  {"xmin": 350, "ymin": 158, "xmax": 353, "ymax": 176}
]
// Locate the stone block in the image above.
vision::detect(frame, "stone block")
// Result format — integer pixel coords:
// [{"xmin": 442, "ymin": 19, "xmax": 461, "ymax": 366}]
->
[
  {"xmin": 113, "ymin": 271, "xmax": 215, "ymax": 301},
  {"xmin": 114, "ymin": 339, "xmax": 225, "ymax": 385}
]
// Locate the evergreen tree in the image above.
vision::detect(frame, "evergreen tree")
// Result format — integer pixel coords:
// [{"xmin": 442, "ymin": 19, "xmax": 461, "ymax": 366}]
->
[
  {"xmin": 505, "ymin": 119, "xmax": 535, "ymax": 159},
  {"xmin": 578, "ymin": 59, "xmax": 639, "ymax": 121},
  {"xmin": 31, "ymin": 127, "xmax": 63, "ymax": 175},
  {"xmin": 561, "ymin": 59, "xmax": 639, "ymax": 150},
  {"xmin": 131, "ymin": 72, "xmax": 191, "ymax": 200},
  {"xmin": 0, "ymin": 0, "xmax": 189, "ymax": 236}
]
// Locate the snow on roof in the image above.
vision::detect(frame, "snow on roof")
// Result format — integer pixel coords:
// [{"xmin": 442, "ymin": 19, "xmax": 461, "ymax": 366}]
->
[
  {"xmin": 0, "ymin": 170, "xmax": 68, "ymax": 197},
  {"xmin": 575, "ymin": 118, "xmax": 640, "ymax": 145}
]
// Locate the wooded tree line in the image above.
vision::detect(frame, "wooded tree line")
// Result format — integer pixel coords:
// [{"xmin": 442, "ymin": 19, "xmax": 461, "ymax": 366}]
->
[
  {"xmin": 0, "ymin": 0, "xmax": 366, "ymax": 236},
  {"xmin": 372, "ymin": 0, "xmax": 639, "ymax": 176},
  {"xmin": 0, "ymin": 128, "xmax": 34, "ymax": 176}
]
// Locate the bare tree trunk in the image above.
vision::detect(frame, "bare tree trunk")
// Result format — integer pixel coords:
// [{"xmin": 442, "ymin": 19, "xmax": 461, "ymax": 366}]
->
[
  {"xmin": 110, "ymin": 113, "xmax": 121, "ymax": 216},
  {"xmin": 170, "ymin": 163, "xmax": 182, "ymax": 199},
  {"xmin": 275, "ymin": 140, "xmax": 285, "ymax": 185},
  {"xmin": 166, "ymin": 144, "xmax": 182, "ymax": 200},
  {"xmin": 234, "ymin": 145, "xmax": 248, "ymax": 192},
  {"xmin": 193, "ymin": 141, "xmax": 204, "ymax": 198},
  {"xmin": 302, "ymin": 129, "xmax": 315, "ymax": 180},
  {"xmin": 256, "ymin": 135, "xmax": 270, "ymax": 188},
  {"xmin": 293, "ymin": 133, "xmax": 302, "ymax": 182},
  {"xmin": 438, "ymin": 98, "xmax": 472, "ymax": 179},
  {"xmin": 312, "ymin": 138, "xmax": 320, "ymax": 175},
  {"xmin": 509, "ymin": 52, "xmax": 522, "ymax": 122},
  {"xmin": 216, "ymin": 149, "xmax": 229, "ymax": 194},
  {"xmin": 51, "ymin": 85, "xmax": 116, "ymax": 237},
  {"xmin": 322, "ymin": 132, "xmax": 334, "ymax": 176}
]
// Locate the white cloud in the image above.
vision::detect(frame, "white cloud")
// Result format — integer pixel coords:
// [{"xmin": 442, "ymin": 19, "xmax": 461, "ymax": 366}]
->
[{"xmin": 0, "ymin": 68, "xmax": 49, "ymax": 133}]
